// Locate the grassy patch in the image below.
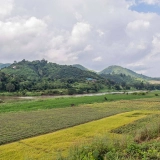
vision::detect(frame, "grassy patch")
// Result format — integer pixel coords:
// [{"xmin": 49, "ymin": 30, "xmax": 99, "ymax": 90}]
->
[
  {"xmin": 59, "ymin": 135, "xmax": 160, "ymax": 160},
  {"xmin": 0, "ymin": 92, "xmax": 156, "ymax": 113}
]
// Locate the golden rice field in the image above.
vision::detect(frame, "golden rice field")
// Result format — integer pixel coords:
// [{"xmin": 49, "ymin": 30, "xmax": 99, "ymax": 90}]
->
[{"xmin": 0, "ymin": 110, "xmax": 158, "ymax": 160}]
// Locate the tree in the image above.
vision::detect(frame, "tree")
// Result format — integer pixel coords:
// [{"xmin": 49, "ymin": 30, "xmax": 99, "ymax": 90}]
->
[{"xmin": 6, "ymin": 83, "xmax": 15, "ymax": 92}]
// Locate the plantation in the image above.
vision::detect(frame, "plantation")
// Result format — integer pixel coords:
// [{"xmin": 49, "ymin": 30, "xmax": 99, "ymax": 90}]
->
[{"xmin": 0, "ymin": 92, "xmax": 160, "ymax": 160}]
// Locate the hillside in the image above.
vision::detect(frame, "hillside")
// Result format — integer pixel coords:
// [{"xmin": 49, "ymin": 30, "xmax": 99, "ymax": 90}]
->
[
  {"xmin": 0, "ymin": 63, "xmax": 11, "ymax": 69},
  {"xmin": 100, "ymin": 73, "xmax": 139, "ymax": 84},
  {"xmin": 2, "ymin": 60, "xmax": 102, "ymax": 81},
  {"xmin": 1, "ymin": 60, "xmax": 160, "ymax": 93},
  {"xmin": 0, "ymin": 60, "xmax": 105, "ymax": 94},
  {"xmin": 72, "ymin": 64, "xmax": 88, "ymax": 71},
  {"xmin": 99, "ymin": 65, "xmax": 152, "ymax": 80}
]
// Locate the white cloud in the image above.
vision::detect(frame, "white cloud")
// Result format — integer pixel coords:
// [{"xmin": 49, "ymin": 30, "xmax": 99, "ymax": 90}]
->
[
  {"xmin": 126, "ymin": 20, "xmax": 150, "ymax": 31},
  {"xmin": 0, "ymin": 16, "xmax": 47, "ymax": 61},
  {"xmin": 84, "ymin": 45, "xmax": 93, "ymax": 51},
  {"xmin": 1, "ymin": 0, "xmax": 160, "ymax": 76},
  {"xmin": 97, "ymin": 29, "xmax": 105, "ymax": 37},
  {"xmin": 75, "ymin": 12, "xmax": 83, "ymax": 21},
  {"xmin": 0, "ymin": 0, "xmax": 14, "ymax": 18},
  {"xmin": 69, "ymin": 22, "xmax": 91, "ymax": 45},
  {"xmin": 92, "ymin": 56, "xmax": 102, "ymax": 62},
  {"xmin": 140, "ymin": 0, "xmax": 160, "ymax": 5}
]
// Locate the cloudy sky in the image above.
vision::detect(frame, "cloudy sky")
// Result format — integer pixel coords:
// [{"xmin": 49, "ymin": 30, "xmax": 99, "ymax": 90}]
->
[{"xmin": 1, "ymin": 0, "xmax": 160, "ymax": 77}]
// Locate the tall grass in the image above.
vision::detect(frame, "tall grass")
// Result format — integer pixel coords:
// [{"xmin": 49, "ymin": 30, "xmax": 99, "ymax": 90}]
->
[
  {"xmin": 134, "ymin": 122, "xmax": 160, "ymax": 143},
  {"xmin": 58, "ymin": 132, "xmax": 160, "ymax": 160}
]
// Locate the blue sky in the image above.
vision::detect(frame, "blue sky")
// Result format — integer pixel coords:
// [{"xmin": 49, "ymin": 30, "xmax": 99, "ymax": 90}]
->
[
  {"xmin": 0, "ymin": 0, "xmax": 160, "ymax": 77},
  {"xmin": 130, "ymin": 0, "xmax": 160, "ymax": 15}
]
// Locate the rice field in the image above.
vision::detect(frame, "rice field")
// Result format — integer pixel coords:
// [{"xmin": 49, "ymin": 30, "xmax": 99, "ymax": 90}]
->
[
  {"xmin": 1, "ymin": 98, "xmax": 160, "ymax": 145},
  {"xmin": 0, "ymin": 92, "xmax": 160, "ymax": 160},
  {"xmin": 0, "ymin": 110, "xmax": 155, "ymax": 160}
]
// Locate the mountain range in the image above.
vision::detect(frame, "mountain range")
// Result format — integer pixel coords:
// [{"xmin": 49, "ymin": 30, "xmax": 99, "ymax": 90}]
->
[
  {"xmin": 0, "ymin": 60, "xmax": 160, "ymax": 93},
  {"xmin": 0, "ymin": 61, "xmax": 159, "ymax": 83}
]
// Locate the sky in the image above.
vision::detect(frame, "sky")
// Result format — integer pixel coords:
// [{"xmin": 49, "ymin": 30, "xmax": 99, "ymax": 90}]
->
[{"xmin": 0, "ymin": 0, "xmax": 160, "ymax": 77}]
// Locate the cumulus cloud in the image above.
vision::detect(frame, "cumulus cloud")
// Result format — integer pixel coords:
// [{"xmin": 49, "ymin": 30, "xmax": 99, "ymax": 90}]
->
[
  {"xmin": 69, "ymin": 22, "xmax": 91, "ymax": 45},
  {"xmin": 0, "ymin": 0, "xmax": 14, "ymax": 18},
  {"xmin": 1, "ymin": 0, "xmax": 160, "ymax": 76},
  {"xmin": 0, "ymin": 16, "xmax": 48, "ymax": 61}
]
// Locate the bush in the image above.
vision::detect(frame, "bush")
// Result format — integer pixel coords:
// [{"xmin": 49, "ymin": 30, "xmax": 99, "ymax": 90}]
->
[{"xmin": 134, "ymin": 123, "xmax": 160, "ymax": 143}]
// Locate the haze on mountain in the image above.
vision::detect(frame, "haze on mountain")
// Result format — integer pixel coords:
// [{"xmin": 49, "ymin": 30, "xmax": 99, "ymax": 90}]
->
[{"xmin": 0, "ymin": 63, "xmax": 11, "ymax": 69}]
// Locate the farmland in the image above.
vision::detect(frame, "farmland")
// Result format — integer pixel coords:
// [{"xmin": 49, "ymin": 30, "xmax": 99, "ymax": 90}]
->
[{"xmin": 0, "ymin": 92, "xmax": 160, "ymax": 159}]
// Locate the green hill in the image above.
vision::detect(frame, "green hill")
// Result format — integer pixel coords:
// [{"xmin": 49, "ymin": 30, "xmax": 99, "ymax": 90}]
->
[
  {"xmin": 0, "ymin": 60, "xmax": 105, "ymax": 94},
  {"xmin": 0, "ymin": 63, "xmax": 11, "ymax": 69},
  {"xmin": 2, "ymin": 60, "xmax": 102, "ymax": 81},
  {"xmin": 1, "ymin": 61, "xmax": 159, "ymax": 93},
  {"xmin": 99, "ymin": 65, "xmax": 151, "ymax": 80}
]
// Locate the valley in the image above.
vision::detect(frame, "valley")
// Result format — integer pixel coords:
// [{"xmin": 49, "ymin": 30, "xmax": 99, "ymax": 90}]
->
[{"xmin": 0, "ymin": 60, "xmax": 160, "ymax": 160}]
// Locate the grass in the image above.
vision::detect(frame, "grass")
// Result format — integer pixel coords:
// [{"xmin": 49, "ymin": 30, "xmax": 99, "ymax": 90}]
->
[
  {"xmin": 0, "ymin": 110, "xmax": 153, "ymax": 160},
  {"xmin": 60, "ymin": 135, "xmax": 160, "ymax": 160},
  {"xmin": 0, "ymin": 92, "xmax": 157, "ymax": 113}
]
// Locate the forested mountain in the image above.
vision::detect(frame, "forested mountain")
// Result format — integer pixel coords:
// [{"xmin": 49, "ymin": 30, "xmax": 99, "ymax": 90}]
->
[
  {"xmin": 0, "ymin": 60, "xmax": 105, "ymax": 94},
  {"xmin": 0, "ymin": 60, "xmax": 160, "ymax": 94},
  {"xmin": 0, "ymin": 63, "xmax": 11, "ymax": 69},
  {"xmin": 72, "ymin": 64, "xmax": 88, "ymax": 71},
  {"xmin": 99, "ymin": 65, "xmax": 152, "ymax": 80},
  {"xmin": 2, "ymin": 60, "xmax": 102, "ymax": 81}
]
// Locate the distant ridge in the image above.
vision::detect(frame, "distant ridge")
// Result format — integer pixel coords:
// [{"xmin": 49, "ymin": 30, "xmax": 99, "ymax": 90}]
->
[
  {"xmin": 99, "ymin": 65, "xmax": 152, "ymax": 80},
  {"xmin": 0, "ymin": 63, "xmax": 11, "ymax": 69}
]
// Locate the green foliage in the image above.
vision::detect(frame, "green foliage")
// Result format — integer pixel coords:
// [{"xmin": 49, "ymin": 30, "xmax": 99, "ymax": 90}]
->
[
  {"xmin": 0, "ymin": 92, "xmax": 156, "ymax": 113},
  {"xmin": 59, "ymin": 135, "xmax": 160, "ymax": 160},
  {"xmin": 1, "ymin": 60, "xmax": 160, "ymax": 93},
  {"xmin": 0, "ymin": 60, "xmax": 105, "ymax": 93},
  {"xmin": 99, "ymin": 65, "xmax": 151, "ymax": 80}
]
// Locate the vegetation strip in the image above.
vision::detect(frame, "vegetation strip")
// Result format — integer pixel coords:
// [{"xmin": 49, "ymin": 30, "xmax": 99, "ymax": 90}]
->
[
  {"xmin": 0, "ymin": 92, "xmax": 156, "ymax": 113},
  {"xmin": 0, "ymin": 110, "xmax": 154, "ymax": 160}
]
